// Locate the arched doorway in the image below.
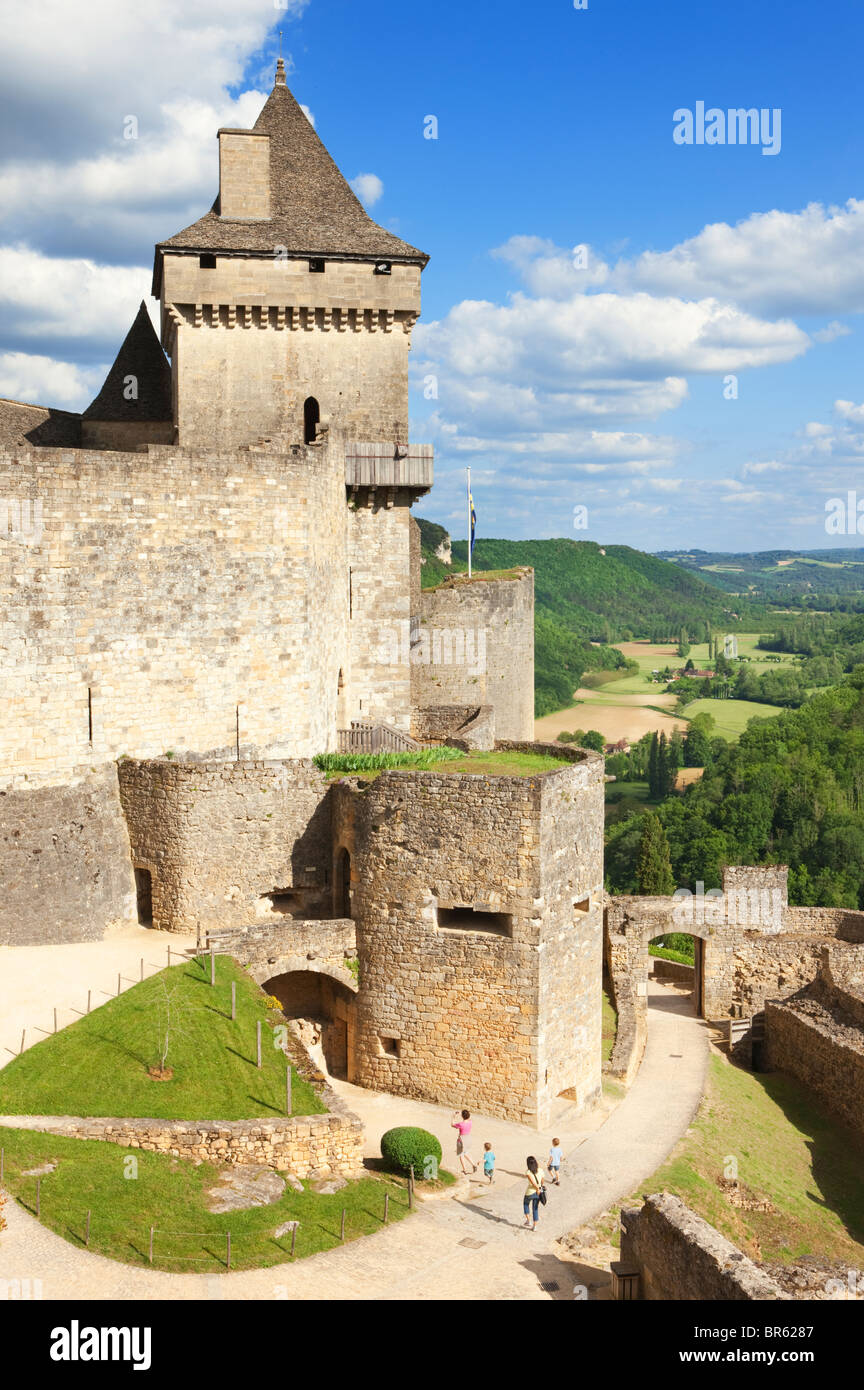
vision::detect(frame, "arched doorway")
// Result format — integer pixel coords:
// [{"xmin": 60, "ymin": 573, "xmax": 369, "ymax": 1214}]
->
[
  {"xmin": 263, "ymin": 969, "xmax": 355, "ymax": 1079},
  {"xmin": 303, "ymin": 396, "xmax": 320, "ymax": 444},
  {"xmin": 334, "ymin": 846, "xmax": 351, "ymax": 919},
  {"xmin": 649, "ymin": 932, "xmax": 704, "ymax": 1015}
]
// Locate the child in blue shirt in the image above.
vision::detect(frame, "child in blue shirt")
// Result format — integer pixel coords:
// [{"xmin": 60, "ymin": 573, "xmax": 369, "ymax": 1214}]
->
[{"xmin": 482, "ymin": 1142, "xmax": 496, "ymax": 1184}]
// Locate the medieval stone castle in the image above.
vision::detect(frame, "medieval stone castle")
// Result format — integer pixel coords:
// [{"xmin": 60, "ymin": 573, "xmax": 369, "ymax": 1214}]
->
[{"xmin": 2, "ymin": 64, "xmax": 863, "ymax": 1147}]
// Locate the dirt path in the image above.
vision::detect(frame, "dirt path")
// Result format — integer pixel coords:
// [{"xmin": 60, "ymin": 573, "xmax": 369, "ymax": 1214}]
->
[{"xmin": 0, "ymin": 980, "xmax": 708, "ymax": 1301}]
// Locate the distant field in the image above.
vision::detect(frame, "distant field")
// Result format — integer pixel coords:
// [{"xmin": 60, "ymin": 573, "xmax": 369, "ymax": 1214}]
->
[{"xmin": 682, "ymin": 698, "xmax": 784, "ymax": 739}]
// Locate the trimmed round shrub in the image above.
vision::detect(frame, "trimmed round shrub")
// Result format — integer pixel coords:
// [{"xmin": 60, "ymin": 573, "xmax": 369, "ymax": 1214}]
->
[{"xmin": 380, "ymin": 1126, "xmax": 442, "ymax": 1177}]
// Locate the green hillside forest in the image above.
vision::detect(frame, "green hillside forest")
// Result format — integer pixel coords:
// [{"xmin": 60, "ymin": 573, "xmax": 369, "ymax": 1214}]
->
[
  {"xmin": 415, "ymin": 520, "xmax": 765, "ymax": 716},
  {"xmin": 606, "ymin": 671, "xmax": 864, "ymax": 908}
]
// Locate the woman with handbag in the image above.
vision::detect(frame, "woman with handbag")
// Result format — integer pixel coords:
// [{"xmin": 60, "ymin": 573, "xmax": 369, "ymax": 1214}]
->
[{"xmin": 522, "ymin": 1155, "xmax": 545, "ymax": 1229}]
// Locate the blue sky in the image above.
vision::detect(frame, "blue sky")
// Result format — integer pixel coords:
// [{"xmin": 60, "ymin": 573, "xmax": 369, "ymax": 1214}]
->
[{"xmin": 2, "ymin": 0, "xmax": 864, "ymax": 551}]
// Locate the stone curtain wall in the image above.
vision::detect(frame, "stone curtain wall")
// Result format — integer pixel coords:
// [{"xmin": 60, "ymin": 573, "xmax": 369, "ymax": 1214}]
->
[
  {"xmin": 0, "ymin": 440, "xmax": 349, "ymax": 791},
  {"xmin": 0, "ymin": 770, "xmax": 137, "ymax": 946},
  {"xmin": 620, "ymin": 1194, "xmax": 787, "ymax": 1301},
  {"xmin": 162, "ymin": 257, "xmax": 421, "ymax": 449},
  {"xmin": 413, "ymin": 571, "xmax": 535, "ymax": 741},
  {"xmin": 537, "ymin": 746, "xmax": 605, "ymax": 1115},
  {"xmin": 118, "ymin": 759, "xmax": 334, "ymax": 936},
  {"xmin": 341, "ymin": 745, "xmax": 603, "ymax": 1127},
  {"xmin": 1, "ymin": 1108, "xmax": 364, "ymax": 1178}
]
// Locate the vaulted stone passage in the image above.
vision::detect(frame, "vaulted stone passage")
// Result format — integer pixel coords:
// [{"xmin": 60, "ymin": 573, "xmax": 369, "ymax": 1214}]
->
[{"xmin": 263, "ymin": 969, "xmax": 356, "ymax": 1081}]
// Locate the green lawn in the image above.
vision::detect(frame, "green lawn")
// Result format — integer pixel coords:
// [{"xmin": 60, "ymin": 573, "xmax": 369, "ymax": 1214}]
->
[
  {"xmin": 681, "ymin": 697, "xmax": 784, "ymax": 739},
  {"xmin": 0, "ymin": 957, "xmax": 325, "ymax": 1121},
  {"xmin": 323, "ymin": 748, "xmax": 570, "ymax": 780},
  {"xmin": 0, "ymin": 1126, "xmax": 413, "ymax": 1272},
  {"xmin": 596, "ymin": 1054, "xmax": 864, "ymax": 1267}
]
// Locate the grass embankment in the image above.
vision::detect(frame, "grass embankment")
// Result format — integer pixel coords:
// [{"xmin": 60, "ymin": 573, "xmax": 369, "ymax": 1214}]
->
[
  {"xmin": 0, "ymin": 957, "xmax": 324, "ymax": 1121},
  {"xmin": 317, "ymin": 748, "xmax": 570, "ymax": 781},
  {"xmin": 0, "ymin": 1127, "xmax": 413, "ymax": 1272},
  {"xmin": 596, "ymin": 1054, "xmax": 864, "ymax": 1266}
]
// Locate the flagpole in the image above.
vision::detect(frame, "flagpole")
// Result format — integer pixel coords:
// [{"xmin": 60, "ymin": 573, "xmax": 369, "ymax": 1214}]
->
[{"xmin": 467, "ymin": 467, "xmax": 472, "ymax": 578}]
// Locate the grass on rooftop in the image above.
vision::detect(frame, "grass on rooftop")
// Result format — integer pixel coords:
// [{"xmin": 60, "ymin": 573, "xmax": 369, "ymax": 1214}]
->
[
  {"xmin": 317, "ymin": 748, "xmax": 571, "ymax": 780},
  {"xmin": 0, "ymin": 956, "xmax": 325, "ymax": 1122}
]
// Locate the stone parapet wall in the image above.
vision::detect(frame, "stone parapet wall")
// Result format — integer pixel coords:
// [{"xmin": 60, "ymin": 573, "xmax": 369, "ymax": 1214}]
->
[
  {"xmin": 118, "ymin": 758, "xmax": 333, "ymax": 937},
  {"xmin": 620, "ymin": 1194, "xmax": 788, "ymax": 1301},
  {"xmin": 0, "ymin": 1106, "xmax": 364, "ymax": 1178},
  {"xmin": 206, "ymin": 918, "xmax": 357, "ymax": 990},
  {"xmin": 652, "ymin": 958, "xmax": 695, "ymax": 983},
  {"xmin": 765, "ymin": 992, "xmax": 864, "ymax": 1141}
]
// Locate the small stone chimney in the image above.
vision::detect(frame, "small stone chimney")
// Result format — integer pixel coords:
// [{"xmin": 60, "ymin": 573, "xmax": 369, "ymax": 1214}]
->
[{"xmin": 217, "ymin": 129, "xmax": 271, "ymax": 221}]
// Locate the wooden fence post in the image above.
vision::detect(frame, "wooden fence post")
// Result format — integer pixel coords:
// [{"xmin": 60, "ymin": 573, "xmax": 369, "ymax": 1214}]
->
[
  {"xmin": 210, "ymin": 945, "xmax": 215, "ymax": 986},
  {"xmin": 340, "ymin": 1208, "xmax": 346, "ymax": 1242},
  {"xmin": 291, "ymin": 1223, "xmax": 297, "ymax": 1257},
  {"xmin": 384, "ymin": 1192, "xmax": 389, "ymax": 1223},
  {"xmin": 87, "ymin": 990, "xmax": 91, "ymax": 1015},
  {"xmin": 20, "ymin": 1029, "xmax": 25, "ymax": 1054},
  {"xmin": 53, "ymin": 1007, "xmax": 57, "ymax": 1034},
  {"xmin": 117, "ymin": 973, "xmax": 121, "ymax": 997},
  {"xmin": 409, "ymin": 1165, "xmax": 414, "ymax": 1210},
  {"xmin": 140, "ymin": 957, "xmax": 145, "ymax": 983}
]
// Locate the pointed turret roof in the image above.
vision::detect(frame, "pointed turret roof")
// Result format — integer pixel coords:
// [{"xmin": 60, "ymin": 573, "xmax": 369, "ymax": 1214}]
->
[
  {"xmin": 153, "ymin": 65, "xmax": 427, "ymax": 286},
  {"xmin": 82, "ymin": 302, "xmax": 172, "ymax": 422}
]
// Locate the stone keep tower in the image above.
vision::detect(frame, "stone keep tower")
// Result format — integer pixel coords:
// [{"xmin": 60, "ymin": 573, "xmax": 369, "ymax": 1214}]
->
[{"xmin": 153, "ymin": 58, "xmax": 428, "ymax": 450}]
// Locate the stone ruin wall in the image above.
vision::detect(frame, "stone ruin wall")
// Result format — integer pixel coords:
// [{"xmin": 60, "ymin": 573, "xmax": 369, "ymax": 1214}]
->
[
  {"xmin": 412, "ymin": 571, "xmax": 535, "ymax": 741},
  {"xmin": 118, "ymin": 758, "xmax": 334, "ymax": 937},
  {"xmin": 620, "ymin": 1193, "xmax": 787, "ymax": 1301},
  {"xmin": 337, "ymin": 743, "xmax": 605, "ymax": 1127}
]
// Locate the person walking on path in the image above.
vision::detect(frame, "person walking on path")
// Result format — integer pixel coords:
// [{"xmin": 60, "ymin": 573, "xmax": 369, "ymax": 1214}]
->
[
  {"xmin": 451, "ymin": 1109, "xmax": 477, "ymax": 1173},
  {"xmin": 547, "ymin": 1138, "xmax": 562, "ymax": 1185},
  {"xmin": 523, "ymin": 1155, "xmax": 545, "ymax": 1229},
  {"xmin": 482, "ymin": 1142, "xmax": 496, "ymax": 1184}
]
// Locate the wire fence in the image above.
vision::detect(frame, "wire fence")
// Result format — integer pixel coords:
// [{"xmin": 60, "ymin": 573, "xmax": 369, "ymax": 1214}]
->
[{"xmin": 0, "ymin": 1159, "xmax": 410, "ymax": 1270}]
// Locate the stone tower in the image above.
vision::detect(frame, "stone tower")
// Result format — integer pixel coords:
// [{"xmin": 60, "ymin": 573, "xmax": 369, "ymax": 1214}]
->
[{"xmin": 152, "ymin": 58, "xmax": 428, "ymax": 449}]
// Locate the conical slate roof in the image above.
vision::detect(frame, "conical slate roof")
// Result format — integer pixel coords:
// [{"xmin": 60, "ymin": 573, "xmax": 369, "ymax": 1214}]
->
[
  {"xmin": 82, "ymin": 302, "xmax": 172, "ymax": 422},
  {"xmin": 154, "ymin": 63, "xmax": 427, "ymax": 276}
]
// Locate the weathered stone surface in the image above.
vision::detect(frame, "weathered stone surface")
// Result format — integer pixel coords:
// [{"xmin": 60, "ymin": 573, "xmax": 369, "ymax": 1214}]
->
[
  {"xmin": 205, "ymin": 1165, "xmax": 285, "ymax": 1212},
  {"xmin": 620, "ymin": 1194, "xmax": 789, "ymax": 1301}
]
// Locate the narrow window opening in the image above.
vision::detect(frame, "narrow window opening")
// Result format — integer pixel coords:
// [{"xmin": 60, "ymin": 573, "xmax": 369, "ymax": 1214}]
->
[
  {"xmin": 303, "ymin": 396, "xmax": 320, "ymax": 444},
  {"xmin": 308, "ymin": 258, "xmax": 325, "ymax": 273},
  {"xmin": 348, "ymin": 567, "xmax": 353, "ymax": 618},
  {"xmin": 374, "ymin": 261, "xmax": 391, "ymax": 276},
  {"xmin": 379, "ymin": 1034, "xmax": 401, "ymax": 1058},
  {"xmin": 199, "ymin": 254, "xmax": 217, "ymax": 269},
  {"xmin": 134, "ymin": 867, "xmax": 153, "ymax": 926},
  {"xmin": 87, "ymin": 687, "xmax": 93, "ymax": 745},
  {"xmin": 573, "ymin": 896, "xmax": 590, "ymax": 915},
  {"xmin": 437, "ymin": 906, "xmax": 512, "ymax": 937}
]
